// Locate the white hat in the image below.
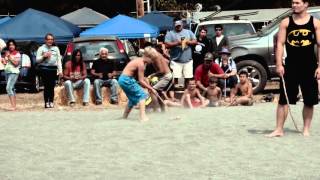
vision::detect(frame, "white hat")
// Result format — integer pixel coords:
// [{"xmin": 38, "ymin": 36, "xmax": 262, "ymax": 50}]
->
[{"xmin": 174, "ymin": 20, "xmax": 183, "ymax": 27}]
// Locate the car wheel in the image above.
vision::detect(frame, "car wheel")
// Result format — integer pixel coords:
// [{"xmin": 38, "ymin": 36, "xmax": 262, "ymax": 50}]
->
[
  {"xmin": 30, "ymin": 75, "xmax": 40, "ymax": 93},
  {"xmin": 236, "ymin": 60, "xmax": 268, "ymax": 94}
]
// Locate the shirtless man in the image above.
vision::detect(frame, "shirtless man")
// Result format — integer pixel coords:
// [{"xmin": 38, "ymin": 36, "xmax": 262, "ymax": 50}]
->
[
  {"xmin": 181, "ymin": 79, "xmax": 209, "ymax": 108},
  {"xmin": 229, "ymin": 70, "xmax": 253, "ymax": 106},
  {"xmin": 204, "ymin": 77, "xmax": 222, "ymax": 107},
  {"xmin": 118, "ymin": 47, "xmax": 158, "ymax": 121},
  {"xmin": 147, "ymin": 46, "xmax": 173, "ymax": 111}
]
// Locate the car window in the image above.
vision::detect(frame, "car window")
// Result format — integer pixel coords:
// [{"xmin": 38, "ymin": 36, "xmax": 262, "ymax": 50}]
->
[
  {"xmin": 196, "ymin": 23, "xmax": 255, "ymax": 38},
  {"xmin": 126, "ymin": 41, "xmax": 136, "ymax": 57},
  {"xmin": 74, "ymin": 41, "xmax": 118, "ymax": 60},
  {"xmin": 310, "ymin": 11, "xmax": 320, "ymax": 20}
]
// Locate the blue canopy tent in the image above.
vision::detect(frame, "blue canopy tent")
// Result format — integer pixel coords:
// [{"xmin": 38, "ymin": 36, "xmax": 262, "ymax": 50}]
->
[
  {"xmin": 0, "ymin": 16, "xmax": 11, "ymax": 25},
  {"xmin": 80, "ymin": 14, "xmax": 159, "ymax": 39},
  {"xmin": 139, "ymin": 11, "xmax": 173, "ymax": 31},
  {"xmin": 0, "ymin": 8, "xmax": 81, "ymax": 43}
]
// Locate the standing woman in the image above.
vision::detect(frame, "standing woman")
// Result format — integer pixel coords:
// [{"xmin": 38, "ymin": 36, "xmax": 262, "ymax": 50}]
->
[
  {"xmin": 1, "ymin": 39, "xmax": 21, "ymax": 110},
  {"xmin": 36, "ymin": 33, "xmax": 62, "ymax": 108}
]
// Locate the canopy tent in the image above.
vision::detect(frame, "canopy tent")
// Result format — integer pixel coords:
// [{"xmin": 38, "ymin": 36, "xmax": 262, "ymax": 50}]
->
[
  {"xmin": 0, "ymin": 8, "xmax": 81, "ymax": 43},
  {"xmin": 61, "ymin": 7, "xmax": 109, "ymax": 28},
  {"xmin": 139, "ymin": 11, "xmax": 173, "ymax": 31},
  {"xmin": 0, "ymin": 16, "xmax": 11, "ymax": 24},
  {"xmin": 80, "ymin": 14, "xmax": 159, "ymax": 39}
]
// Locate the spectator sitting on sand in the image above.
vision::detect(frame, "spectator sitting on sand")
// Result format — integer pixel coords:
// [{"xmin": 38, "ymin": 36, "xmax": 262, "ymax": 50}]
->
[
  {"xmin": 203, "ymin": 77, "xmax": 222, "ymax": 107},
  {"xmin": 181, "ymin": 79, "xmax": 209, "ymax": 108},
  {"xmin": 228, "ymin": 70, "xmax": 253, "ymax": 106}
]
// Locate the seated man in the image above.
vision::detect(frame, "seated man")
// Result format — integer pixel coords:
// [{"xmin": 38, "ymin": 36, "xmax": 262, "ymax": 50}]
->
[
  {"xmin": 229, "ymin": 70, "xmax": 253, "ymax": 106},
  {"xmin": 215, "ymin": 48, "xmax": 238, "ymax": 96},
  {"xmin": 195, "ymin": 52, "xmax": 225, "ymax": 92},
  {"xmin": 63, "ymin": 49, "xmax": 90, "ymax": 106},
  {"xmin": 203, "ymin": 77, "xmax": 222, "ymax": 107},
  {"xmin": 91, "ymin": 48, "xmax": 119, "ymax": 105},
  {"xmin": 181, "ymin": 79, "xmax": 209, "ymax": 108}
]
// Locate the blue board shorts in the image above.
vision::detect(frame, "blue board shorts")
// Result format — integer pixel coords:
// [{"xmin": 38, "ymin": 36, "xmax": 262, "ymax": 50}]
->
[{"xmin": 118, "ymin": 74, "xmax": 147, "ymax": 108}]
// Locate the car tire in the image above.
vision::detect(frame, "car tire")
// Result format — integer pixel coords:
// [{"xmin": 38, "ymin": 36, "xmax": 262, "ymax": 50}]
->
[
  {"xmin": 236, "ymin": 60, "xmax": 268, "ymax": 94},
  {"xmin": 30, "ymin": 75, "xmax": 40, "ymax": 93}
]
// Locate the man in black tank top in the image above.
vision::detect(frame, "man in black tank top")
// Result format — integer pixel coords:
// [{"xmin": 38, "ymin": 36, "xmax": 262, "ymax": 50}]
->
[{"xmin": 267, "ymin": 0, "xmax": 320, "ymax": 137}]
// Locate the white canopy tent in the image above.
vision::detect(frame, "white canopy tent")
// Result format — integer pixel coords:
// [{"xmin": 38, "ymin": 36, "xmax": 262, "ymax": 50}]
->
[{"xmin": 61, "ymin": 7, "xmax": 109, "ymax": 28}]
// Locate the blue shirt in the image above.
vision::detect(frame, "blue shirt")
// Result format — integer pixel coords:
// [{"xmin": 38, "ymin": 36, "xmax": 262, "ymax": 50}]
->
[{"xmin": 165, "ymin": 29, "xmax": 196, "ymax": 63}]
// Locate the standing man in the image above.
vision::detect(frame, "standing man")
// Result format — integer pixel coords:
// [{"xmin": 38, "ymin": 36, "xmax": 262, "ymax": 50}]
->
[
  {"xmin": 193, "ymin": 27, "xmax": 213, "ymax": 72},
  {"xmin": 267, "ymin": 0, "xmax": 320, "ymax": 137},
  {"xmin": 91, "ymin": 48, "xmax": 119, "ymax": 105},
  {"xmin": 211, "ymin": 24, "xmax": 229, "ymax": 57},
  {"xmin": 165, "ymin": 17, "xmax": 198, "ymax": 87}
]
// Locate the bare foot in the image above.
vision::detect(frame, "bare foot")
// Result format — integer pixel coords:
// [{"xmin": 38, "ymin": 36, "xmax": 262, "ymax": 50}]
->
[
  {"xmin": 170, "ymin": 116, "xmax": 181, "ymax": 120},
  {"xmin": 7, "ymin": 107, "xmax": 16, "ymax": 111},
  {"xmin": 265, "ymin": 130, "xmax": 284, "ymax": 138},
  {"xmin": 303, "ymin": 130, "xmax": 310, "ymax": 137},
  {"xmin": 140, "ymin": 116, "xmax": 149, "ymax": 122}
]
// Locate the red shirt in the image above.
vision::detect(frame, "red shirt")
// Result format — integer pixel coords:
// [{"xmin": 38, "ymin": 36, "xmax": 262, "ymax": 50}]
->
[
  {"xmin": 64, "ymin": 61, "xmax": 86, "ymax": 81},
  {"xmin": 194, "ymin": 63, "xmax": 224, "ymax": 87}
]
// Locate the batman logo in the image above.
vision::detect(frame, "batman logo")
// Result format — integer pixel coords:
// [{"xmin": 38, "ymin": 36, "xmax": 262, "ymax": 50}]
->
[{"xmin": 287, "ymin": 29, "xmax": 313, "ymax": 47}]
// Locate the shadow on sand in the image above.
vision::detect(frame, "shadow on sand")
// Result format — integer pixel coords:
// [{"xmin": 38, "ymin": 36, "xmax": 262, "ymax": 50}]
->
[{"xmin": 247, "ymin": 128, "xmax": 301, "ymax": 135}]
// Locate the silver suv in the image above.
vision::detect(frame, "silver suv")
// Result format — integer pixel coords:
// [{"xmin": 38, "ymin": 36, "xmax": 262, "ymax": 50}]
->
[
  {"xmin": 229, "ymin": 6, "xmax": 320, "ymax": 94},
  {"xmin": 195, "ymin": 19, "xmax": 256, "ymax": 38}
]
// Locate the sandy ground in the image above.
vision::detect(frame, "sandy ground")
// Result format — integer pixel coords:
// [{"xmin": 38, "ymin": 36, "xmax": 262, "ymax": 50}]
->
[
  {"xmin": 0, "ymin": 81, "xmax": 281, "ymax": 111},
  {"xmin": 0, "ymin": 102, "xmax": 320, "ymax": 179}
]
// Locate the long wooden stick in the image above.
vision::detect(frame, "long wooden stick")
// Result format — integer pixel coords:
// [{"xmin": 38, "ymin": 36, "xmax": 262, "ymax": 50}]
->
[{"xmin": 281, "ymin": 75, "xmax": 302, "ymax": 134}]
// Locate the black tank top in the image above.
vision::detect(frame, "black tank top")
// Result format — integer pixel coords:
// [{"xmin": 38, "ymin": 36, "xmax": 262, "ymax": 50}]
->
[{"xmin": 285, "ymin": 16, "xmax": 317, "ymax": 68}]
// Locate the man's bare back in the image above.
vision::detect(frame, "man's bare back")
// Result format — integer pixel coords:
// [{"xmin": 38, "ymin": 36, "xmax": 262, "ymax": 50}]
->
[{"xmin": 122, "ymin": 58, "xmax": 144, "ymax": 77}]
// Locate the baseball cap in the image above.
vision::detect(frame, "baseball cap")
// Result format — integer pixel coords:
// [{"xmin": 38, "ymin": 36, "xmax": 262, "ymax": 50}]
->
[
  {"xmin": 204, "ymin": 52, "xmax": 214, "ymax": 61},
  {"xmin": 174, "ymin": 20, "xmax": 183, "ymax": 27}
]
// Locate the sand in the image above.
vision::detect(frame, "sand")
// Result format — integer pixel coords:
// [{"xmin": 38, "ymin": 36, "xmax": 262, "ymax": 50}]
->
[{"xmin": 0, "ymin": 102, "xmax": 320, "ymax": 179}]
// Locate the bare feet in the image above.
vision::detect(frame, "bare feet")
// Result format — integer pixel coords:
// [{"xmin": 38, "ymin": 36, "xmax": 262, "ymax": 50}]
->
[
  {"xmin": 170, "ymin": 116, "xmax": 181, "ymax": 120},
  {"xmin": 303, "ymin": 130, "xmax": 310, "ymax": 137},
  {"xmin": 140, "ymin": 116, "xmax": 149, "ymax": 122},
  {"xmin": 265, "ymin": 130, "xmax": 284, "ymax": 138},
  {"xmin": 7, "ymin": 107, "xmax": 16, "ymax": 111}
]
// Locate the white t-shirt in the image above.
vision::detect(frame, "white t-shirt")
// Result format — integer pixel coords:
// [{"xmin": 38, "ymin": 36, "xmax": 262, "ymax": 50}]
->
[{"xmin": 216, "ymin": 35, "xmax": 224, "ymax": 46}]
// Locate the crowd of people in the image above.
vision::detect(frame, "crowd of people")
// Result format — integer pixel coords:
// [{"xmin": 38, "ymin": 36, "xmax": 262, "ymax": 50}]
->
[
  {"xmin": 0, "ymin": 17, "xmax": 253, "ymax": 112},
  {"xmin": 0, "ymin": 0, "xmax": 319, "ymax": 137}
]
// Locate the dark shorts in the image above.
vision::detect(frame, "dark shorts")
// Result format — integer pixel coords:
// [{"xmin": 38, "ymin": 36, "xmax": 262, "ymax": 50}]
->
[{"xmin": 279, "ymin": 68, "xmax": 318, "ymax": 106}]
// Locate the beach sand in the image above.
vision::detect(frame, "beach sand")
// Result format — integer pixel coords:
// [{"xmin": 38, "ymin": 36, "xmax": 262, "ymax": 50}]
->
[{"xmin": 0, "ymin": 102, "xmax": 320, "ymax": 179}]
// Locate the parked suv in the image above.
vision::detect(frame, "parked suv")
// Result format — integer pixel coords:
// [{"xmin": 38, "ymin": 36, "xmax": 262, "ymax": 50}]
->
[
  {"xmin": 64, "ymin": 36, "xmax": 133, "ymax": 80},
  {"xmin": 229, "ymin": 7, "xmax": 320, "ymax": 94},
  {"xmin": 194, "ymin": 19, "xmax": 256, "ymax": 38}
]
